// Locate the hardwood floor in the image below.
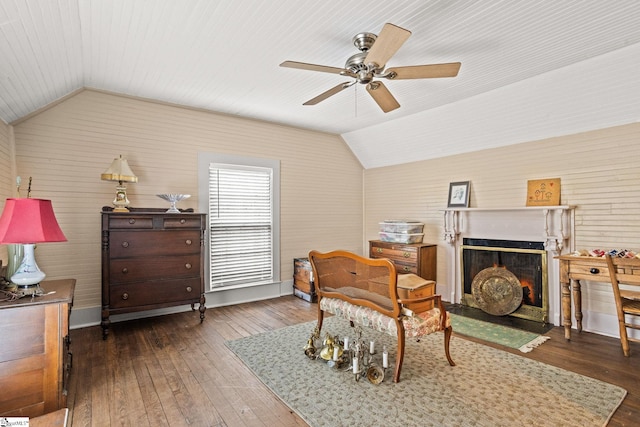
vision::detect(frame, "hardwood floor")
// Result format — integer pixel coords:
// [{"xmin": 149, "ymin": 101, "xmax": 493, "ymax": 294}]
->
[{"xmin": 66, "ymin": 296, "xmax": 640, "ymax": 426}]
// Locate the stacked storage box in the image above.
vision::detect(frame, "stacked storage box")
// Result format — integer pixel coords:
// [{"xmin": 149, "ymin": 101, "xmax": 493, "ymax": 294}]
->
[{"xmin": 378, "ymin": 220, "xmax": 425, "ymax": 244}]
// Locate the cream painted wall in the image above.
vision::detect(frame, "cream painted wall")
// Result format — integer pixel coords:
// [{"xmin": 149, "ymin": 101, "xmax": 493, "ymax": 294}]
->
[
  {"xmin": 11, "ymin": 89, "xmax": 364, "ymax": 314},
  {"xmin": 0, "ymin": 120, "xmax": 14, "ymax": 265},
  {"xmin": 5, "ymin": 88, "xmax": 640, "ymax": 336},
  {"xmin": 364, "ymin": 122, "xmax": 640, "ymax": 335}
]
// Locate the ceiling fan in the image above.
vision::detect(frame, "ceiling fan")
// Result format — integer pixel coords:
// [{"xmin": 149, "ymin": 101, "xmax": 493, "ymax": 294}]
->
[{"xmin": 280, "ymin": 23, "xmax": 461, "ymax": 113}]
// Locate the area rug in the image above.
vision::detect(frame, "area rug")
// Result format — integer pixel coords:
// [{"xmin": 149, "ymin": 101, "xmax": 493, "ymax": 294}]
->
[
  {"xmin": 449, "ymin": 313, "xmax": 550, "ymax": 353},
  {"xmin": 226, "ymin": 317, "xmax": 626, "ymax": 427}
]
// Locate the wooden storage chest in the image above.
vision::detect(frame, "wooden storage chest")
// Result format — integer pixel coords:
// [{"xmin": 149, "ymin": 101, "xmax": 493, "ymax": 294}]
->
[
  {"xmin": 397, "ymin": 274, "xmax": 436, "ymax": 312},
  {"xmin": 293, "ymin": 257, "xmax": 316, "ymax": 302}
]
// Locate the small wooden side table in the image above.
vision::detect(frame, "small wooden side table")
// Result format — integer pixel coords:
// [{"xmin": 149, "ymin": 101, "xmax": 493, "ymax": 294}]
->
[{"xmin": 557, "ymin": 255, "xmax": 640, "ymax": 339}]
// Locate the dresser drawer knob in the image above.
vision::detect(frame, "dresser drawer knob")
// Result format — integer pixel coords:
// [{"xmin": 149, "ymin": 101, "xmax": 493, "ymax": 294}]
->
[
  {"xmin": 375, "ymin": 248, "xmax": 383, "ymax": 253},
  {"xmin": 402, "ymin": 266, "xmax": 410, "ymax": 272},
  {"xmin": 185, "ymin": 239, "xmax": 192, "ymax": 245},
  {"xmin": 121, "ymin": 292, "xmax": 129, "ymax": 300},
  {"xmin": 403, "ymin": 252, "xmax": 410, "ymax": 258},
  {"xmin": 180, "ymin": 218, "xmax": 186, "ymax": 224},
  {"xmin": 121, "ymin": 241, "xmax": 129, "ymax": 248},
  {"xmin": 186, "ymin": 286, "xmax": 192, "ymax": 292},
  {"xmin": 185, "ymin": 263, "xmax": 192, "ymax": 269},
  {"xmin": 590, "ymin": 268, "xmax": 600, "ymax": 274},
  {"xmin": 121, "ymin": 267, "xmax": 128, "ymax": 274},
  {"xmin": 129, "ymin": 219, "xmax": 136, "ymax": 224}
]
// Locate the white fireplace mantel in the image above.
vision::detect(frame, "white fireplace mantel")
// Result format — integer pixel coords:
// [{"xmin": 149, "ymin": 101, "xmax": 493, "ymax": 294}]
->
[
  {"xmin": 441, "ymin": 206, "xmax": 576, "ymax": 326},
  {"xmin": 443, "ymin": 206, "xmax": 576, "ymax": 254}
]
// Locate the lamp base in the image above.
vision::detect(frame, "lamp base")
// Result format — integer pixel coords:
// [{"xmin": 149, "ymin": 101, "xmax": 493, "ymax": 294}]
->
[
  {"xmin": 16, "ymin": 283, "xmax": 45, "ymax": 296},
  {"xmin": 10, "ymin": 243, "xmax": 46, "ymax": 287},
  {"xmin": 112, "ymin": 183, "xmax": 131, "ymax": 212}
]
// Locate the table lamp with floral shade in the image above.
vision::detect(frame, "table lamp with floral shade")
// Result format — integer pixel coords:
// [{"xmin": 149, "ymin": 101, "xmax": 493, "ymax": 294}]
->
[{"xmin": 101, "ymin": 155, "xmax": 138, "ymax": 212}]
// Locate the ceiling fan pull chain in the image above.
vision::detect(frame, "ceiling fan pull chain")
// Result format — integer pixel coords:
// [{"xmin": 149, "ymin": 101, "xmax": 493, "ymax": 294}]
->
[{"xmin": 354, "ymin": 84, "xmax": 358, "ymax": 117}]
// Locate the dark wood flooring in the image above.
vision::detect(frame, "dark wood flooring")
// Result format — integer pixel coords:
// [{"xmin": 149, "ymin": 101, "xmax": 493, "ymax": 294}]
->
[{"xmin": 66, "ymin": 296, "xmax": 640, "ymax": 426}]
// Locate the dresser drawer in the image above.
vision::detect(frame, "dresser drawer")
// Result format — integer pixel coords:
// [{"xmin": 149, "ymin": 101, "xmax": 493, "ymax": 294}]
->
[
  {"xmin": 391, "ymin": 261, "xmax": 418, "ymax": 274},
  {"xmin": 567, "ymin": 260, "xmax": 610, "ymax": 281},
  {"xmin": 370, "ymin": 245, "xmax": 418, "ymax": 263},
  {"xmin": 109, "ymin": 277, "xmax": 202, "ymax": 309},
  {"xmin": 109, "ymin": 254, "xmax": 201, "ymax": 284},
  {"xmin": 369, "ymin": 240, "xmax": 437, "ymax": 281},
  {"xmin": 110, "ymin": 230, "xmax": 201, "ymax": 258},
  {"xmin": 163, "ymin": 216, "xmax": 204, "ymax": 229},
  {"xmin": 108, "ymin": 216, "xmax": 154, "ymax": 229}
]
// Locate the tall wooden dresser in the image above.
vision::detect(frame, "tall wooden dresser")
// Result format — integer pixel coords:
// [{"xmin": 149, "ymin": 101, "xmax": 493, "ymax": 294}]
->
[
  {"xmin": 101, "ymin": 208, "xmax": 206, "ymax": 339},
  {"xmin": 0, "ymin": 279, "xmax": 75, "ymax": 417},
  {"xmin": 369, "ymin": 240, "xmax": 437, "ymax": 280}
]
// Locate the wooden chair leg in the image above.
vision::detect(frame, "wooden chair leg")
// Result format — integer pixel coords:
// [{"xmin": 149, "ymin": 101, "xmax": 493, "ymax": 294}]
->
[
  {"xmin": 619, "ymin": 317, "xmax": 631, "ymax": 357},
  {"xmin": 316, "ymin": 300, "xmax": 325, "ymax": 332},
  {"xmin": 443, "ymin": 325, "xmax": 455, "ymax": 366},
  {"xmin": 393, "ymin": 321, "xmax": 406, "ymax": 383}
]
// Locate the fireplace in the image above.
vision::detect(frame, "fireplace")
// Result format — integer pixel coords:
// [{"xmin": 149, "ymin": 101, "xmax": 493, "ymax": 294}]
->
[{"xmin": 461, "ymin": 238, "xmax": 548, "ymax": 323}]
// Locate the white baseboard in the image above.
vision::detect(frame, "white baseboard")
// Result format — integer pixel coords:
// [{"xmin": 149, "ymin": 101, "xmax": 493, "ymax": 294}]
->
[{"xmin": 70, "ymin": 279, "xmax": 295, "ymax": 330}]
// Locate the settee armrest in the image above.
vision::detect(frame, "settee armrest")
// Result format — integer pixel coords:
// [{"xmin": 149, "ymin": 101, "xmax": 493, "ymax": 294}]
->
[{"xmin": 398, "ymin": 294, "xmax": 448, "ymax": 327}]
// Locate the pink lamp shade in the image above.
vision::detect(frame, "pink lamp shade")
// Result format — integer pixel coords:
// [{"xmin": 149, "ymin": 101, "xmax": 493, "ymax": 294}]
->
[{"xmin": 0, "ymin": 198, "xmax": 67, "ymax": 244}]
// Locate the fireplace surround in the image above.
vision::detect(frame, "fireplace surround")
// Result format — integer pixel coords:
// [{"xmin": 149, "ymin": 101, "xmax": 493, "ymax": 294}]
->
[
  {"xmin": 461, "ymin": 238, "xmax": 548, "ymax": 323},
  {"xmin": 443, "ymin": 206, "xmax": 575, "ymax": 326}
]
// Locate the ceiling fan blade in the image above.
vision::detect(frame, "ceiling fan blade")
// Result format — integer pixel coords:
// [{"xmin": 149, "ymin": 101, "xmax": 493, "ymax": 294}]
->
[
  {"xmin": 386, "ymin": 62, "xmax": 461, "ymax": 79},
  {"xmin": 280, "ymin": 60, "xmax": 345, "ymax": 75},
  {"xmin": 366, "ymin": 81, "xmax": 400, "ymax": 113},
  {"xmin": 303, "ymin": 82, "xmax": 353, "ymax": 105},
  {"xmin": 364, "ymin": 23, "xmax": 411, "ymax": 69}
]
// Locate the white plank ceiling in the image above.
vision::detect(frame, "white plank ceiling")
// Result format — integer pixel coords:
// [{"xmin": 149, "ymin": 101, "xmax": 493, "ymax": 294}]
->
[{"xmin": 0, "ymin": 0, "xmax": 639, "ymax": 168}]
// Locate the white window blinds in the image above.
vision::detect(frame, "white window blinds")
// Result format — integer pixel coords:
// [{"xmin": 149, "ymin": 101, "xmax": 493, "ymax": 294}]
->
[{"xmin": 208, "ymin": 164, "xmax": 273, "ymax": 289}]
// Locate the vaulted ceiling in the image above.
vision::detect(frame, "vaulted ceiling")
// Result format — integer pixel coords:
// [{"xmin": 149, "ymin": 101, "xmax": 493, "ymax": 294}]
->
[{"xmin": 1, "ymin": 1, "xmax": 639, "ymax": 168}]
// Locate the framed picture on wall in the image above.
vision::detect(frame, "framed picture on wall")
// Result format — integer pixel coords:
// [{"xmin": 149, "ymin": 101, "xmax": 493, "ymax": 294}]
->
[{"xmin": 447, "ymin": 181, "xmax": 470, "ymax": 208}]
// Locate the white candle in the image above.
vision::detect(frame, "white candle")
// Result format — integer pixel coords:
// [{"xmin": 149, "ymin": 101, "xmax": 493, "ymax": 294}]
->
[
  {"xmin": 382, "ymin": 346, "xmax": 389, "ymax": 368},
  {"xmin": 332, "ymin": 346, "xmax": 339, "ymax": 361},
  {"xmin": 370, "ymin": 340, "xmax": 375, "ymax": 354},
  {"xmin": 353, "ymin": 357, "xmax": 359, "ymax": 374},
  {"xmin": 343, "ymin": 336, "xmax": 349, "ymax": 350}
]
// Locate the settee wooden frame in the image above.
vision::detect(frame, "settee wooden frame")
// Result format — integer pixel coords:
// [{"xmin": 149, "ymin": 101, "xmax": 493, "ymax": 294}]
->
[{"xmin": 309, "ymin": 249, "xmax": 455, "ymax": 383}]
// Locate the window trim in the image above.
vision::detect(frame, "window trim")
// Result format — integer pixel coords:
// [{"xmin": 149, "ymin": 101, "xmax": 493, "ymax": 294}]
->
[{"xmin": 198, "ymin": 152, "xmax": 280, "ymax": 291}]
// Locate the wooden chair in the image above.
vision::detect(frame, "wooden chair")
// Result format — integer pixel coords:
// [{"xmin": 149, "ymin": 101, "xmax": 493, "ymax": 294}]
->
[{"xmin": 605, "ymin": 254, "xmax": 640, "ymax": 356}]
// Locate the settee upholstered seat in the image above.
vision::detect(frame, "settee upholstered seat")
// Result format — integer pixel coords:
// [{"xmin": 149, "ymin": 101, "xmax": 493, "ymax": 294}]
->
[{"xmin": 320, "ymin": 296, "xmax": 449, "ymax": 338}]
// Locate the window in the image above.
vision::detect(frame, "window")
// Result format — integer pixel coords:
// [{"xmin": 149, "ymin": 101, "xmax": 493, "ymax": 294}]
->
[{"xmin": 198, "ymin": 153, "xmax": 280, "ymax": 291}]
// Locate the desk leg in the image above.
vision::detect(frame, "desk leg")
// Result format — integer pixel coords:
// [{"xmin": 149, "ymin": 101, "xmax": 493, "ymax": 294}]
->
[
  {"xmin": 572, "ymin": 279, "xmax": 583, "ymax": 333},
  {"xmin": 561, "ymin": 278, "xmax": 572, "ymax": 340}
]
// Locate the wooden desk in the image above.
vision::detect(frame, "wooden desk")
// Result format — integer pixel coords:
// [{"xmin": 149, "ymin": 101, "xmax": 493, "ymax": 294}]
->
[
  {"xmin": 0, "ymin": 279, "xmax": 75, "ymax": 417},
  {"xmin": 557, "ymin": 255, "xmax": 640, "ymax": 339}
]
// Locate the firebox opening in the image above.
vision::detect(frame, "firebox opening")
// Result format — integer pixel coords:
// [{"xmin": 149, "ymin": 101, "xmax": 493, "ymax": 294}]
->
[{"xmin": 461, "ymin": 238, "xmax": 548, "ymax": 323}]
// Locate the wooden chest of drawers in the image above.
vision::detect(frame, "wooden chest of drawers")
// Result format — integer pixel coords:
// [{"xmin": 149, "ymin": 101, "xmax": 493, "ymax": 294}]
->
[
  {"xmin": 369, "ymin": 240, "xmax": 437, "ymax": 281},
  {"xmin": 0, "ymin": 279, "xmax": 75, "ymax": 417},
  {"xmin": 101, "ymin": 209, "xmax": 206, "ymax": 338}
]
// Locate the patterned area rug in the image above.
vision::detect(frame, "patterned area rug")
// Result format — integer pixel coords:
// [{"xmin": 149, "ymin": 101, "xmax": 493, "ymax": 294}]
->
[
  {"xmin": 449, "ymin": 313, "xmax": 550, "ymax": 352},
  {"xmin": 226, "ymin": 317, "xmax": 626, "ymax": 427}
]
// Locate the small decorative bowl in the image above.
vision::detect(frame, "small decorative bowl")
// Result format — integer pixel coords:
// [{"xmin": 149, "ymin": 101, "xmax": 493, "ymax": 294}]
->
[{"xmin": 156, "ymin": 194, "xmax": 191, "ymax": 213}]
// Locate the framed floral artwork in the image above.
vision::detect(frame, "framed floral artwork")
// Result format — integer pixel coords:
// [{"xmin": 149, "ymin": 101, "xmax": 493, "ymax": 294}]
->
[{"xmin": 448, "ymin": 181, "xmax": 470, "ymax": 208}]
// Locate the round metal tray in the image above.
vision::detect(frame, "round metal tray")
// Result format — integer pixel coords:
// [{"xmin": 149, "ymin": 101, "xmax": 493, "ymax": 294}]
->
[{"xmin": 471, "ymin": 266, "xmax": 523, "ymax": 316}]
